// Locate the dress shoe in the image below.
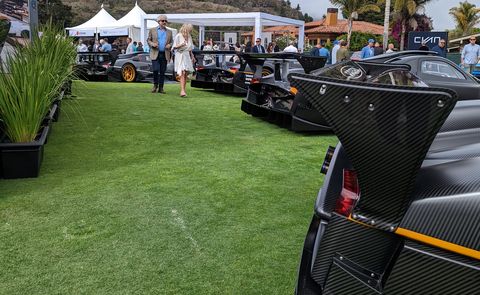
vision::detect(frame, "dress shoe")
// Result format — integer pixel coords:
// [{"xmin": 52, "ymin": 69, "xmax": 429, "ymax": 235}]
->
[{"xmin": 151, "ymin": 85, "xmax": 158, "ymax": 93}]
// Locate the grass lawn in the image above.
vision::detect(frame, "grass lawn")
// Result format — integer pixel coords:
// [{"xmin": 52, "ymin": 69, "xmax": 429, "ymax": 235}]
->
[{"xmin": 0, "ymin": 81, "xmax": 338, "ymax": 294}]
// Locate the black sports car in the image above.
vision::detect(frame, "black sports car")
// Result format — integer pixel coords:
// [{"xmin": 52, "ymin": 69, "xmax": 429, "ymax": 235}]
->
[
  {"xmin": 75, "ymin": 52, "xmax": 116, "ymax": 80},
  {"xmin": 289, "ymin": 60, "xmax": 480, "ymax": 294},
  {"xmin": 239, "ymin": 53, "xmax": 327, "ymax": 129},
  {"xmin": 191, "ymin": 50, "xmax": 245, "ymax": 93},
  {"xmin": 291, "ymin": 51, "xmax": 480, "ymax": 132},
  {"xmin": 107, "ymin": 52, "xmax": 175, "ymax": 82}
]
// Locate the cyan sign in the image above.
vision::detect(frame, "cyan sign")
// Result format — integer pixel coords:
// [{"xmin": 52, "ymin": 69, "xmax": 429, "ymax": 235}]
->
[{"xmin": 408, "ymin": 31, "xmax": 448, "ymax": 50}]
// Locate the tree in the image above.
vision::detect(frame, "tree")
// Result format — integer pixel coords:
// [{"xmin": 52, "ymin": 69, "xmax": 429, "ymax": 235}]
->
[
  {"xmin": 391, "ymin": 13, "xmax": 433, "ymax": 49},
  {"xmin": 38, "ymin": 0, "xmax": 75, "ymax": 27},
  {"xmin": 449, "ymin": 1, "xmax": 480, "ymax": 37},
  {"xmin": 330, "ymin": 0, "xmax": 381, "ymax": 46},
  {"xmin": 393, "ymin": 0, "xmax": 430, "ymax": 50},
  {"xmin": 341, "ymin": 0, "xmax": 391, "ymax": 25},
  {"xmin": 303, "ymin": 13, "xmax": 314, "ymax": 23}
]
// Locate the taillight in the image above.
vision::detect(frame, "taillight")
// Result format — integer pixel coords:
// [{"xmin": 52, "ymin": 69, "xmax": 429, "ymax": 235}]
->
[
  {"xmin": 196, "ymin": 66, "xmax": 204, "ymax": 71},
  {"xmin": 335, "ymin": 169, "xmax": 360, "ymax": 217},
  {"xmin": 229, "ymin": 67, "xmax": 238, "ymax": 73},
  {"xmin": 251, "ymin": 78, "xmax": 260, "ymax": 84}
]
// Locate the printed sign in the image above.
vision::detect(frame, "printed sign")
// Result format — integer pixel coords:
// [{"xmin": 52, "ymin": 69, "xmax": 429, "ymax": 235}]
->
[
  {"xmin": 408, "ymin": 31, "xmax": 448, "ymax": 50},
  {"xmin": 99, "ymin": 27, "xmax": 128, "ymax": 37},
  {"xmin": 68, "ymin": 29, "xmax": 96, "ymax": 37}
]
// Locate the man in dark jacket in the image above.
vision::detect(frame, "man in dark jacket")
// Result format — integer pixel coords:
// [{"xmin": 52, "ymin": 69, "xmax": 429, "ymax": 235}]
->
[
  {"xmin": 252, "ymin": 38, "xmax": 266, "ymax": 53},
  {"xmin": 431, "ymin": 39, "xmax": 447, "ymax": 58}
]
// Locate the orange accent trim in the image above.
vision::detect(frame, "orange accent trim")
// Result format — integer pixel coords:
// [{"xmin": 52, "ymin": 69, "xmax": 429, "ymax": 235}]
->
[
  {"xmin": 290, "ymin": 87, "xmax": 298, "ymax": 95},
  {"xmin": 396, "ymin": 227, "xmax": 480, "ymax": 260}
]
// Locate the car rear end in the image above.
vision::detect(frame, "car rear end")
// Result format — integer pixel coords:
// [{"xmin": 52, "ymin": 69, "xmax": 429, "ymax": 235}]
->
[{"xmin": 289, "ymin": 65, "xmax": 480, "ymax": 294}]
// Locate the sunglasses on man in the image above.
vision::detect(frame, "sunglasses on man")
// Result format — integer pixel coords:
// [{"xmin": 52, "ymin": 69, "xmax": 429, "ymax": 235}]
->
[{"xmin": 158, "ymin": 20, "xmax": 168, "ymax": 23}]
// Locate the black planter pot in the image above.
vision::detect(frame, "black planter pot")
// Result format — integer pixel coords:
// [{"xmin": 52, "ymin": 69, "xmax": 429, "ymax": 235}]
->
[
  {"xmin": 52, "ymin": 91, "xmax": 64, "ymax": 122},
  {"xmin": 0, "ymin": 126, "xmax": 50, "ymax": 179}
]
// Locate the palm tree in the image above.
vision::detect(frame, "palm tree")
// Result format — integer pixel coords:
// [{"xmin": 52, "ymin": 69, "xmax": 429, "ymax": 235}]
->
[
  {"xmin": 393, "ymin": 0, "xmax": 429, "ymax": 50},
  {"xmin": 330, "ymin": 0, "xmax": 381, "ymax": 46},
  {"xmin": 449, "ymin": 1, "xmax": 480, "ymax": 37}
]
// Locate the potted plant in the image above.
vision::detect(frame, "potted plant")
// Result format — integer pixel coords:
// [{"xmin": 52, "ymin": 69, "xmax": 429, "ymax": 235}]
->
[{"xmin": 0, "ymin": 24, "xmax": 76, "ymax": 178}]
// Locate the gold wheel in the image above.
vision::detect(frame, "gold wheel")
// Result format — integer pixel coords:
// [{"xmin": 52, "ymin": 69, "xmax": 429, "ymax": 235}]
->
[{"xmin": 122, "ymin": 64, "xmax": 136, "ymax": 82}]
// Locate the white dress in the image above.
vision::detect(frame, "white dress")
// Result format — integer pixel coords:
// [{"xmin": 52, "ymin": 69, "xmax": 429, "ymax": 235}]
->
[{"xmin": 173, "ymin": 33, "xmax": 194, "ymax": 76}]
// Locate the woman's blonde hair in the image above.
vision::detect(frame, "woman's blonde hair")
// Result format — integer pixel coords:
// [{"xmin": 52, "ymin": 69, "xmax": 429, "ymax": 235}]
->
[{"xmin": 179, "ymin": 23, "xmax": 193, "ymax": 36}]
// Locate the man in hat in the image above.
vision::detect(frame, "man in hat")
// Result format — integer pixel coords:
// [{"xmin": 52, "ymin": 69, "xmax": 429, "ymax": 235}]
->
[
  {"xmin": 361, "ymin": 39, "xmax": 375, "ymax": 59},
  {"xmin": 147, "ymin": 15, "xmax": 173, "ymax": 93}
]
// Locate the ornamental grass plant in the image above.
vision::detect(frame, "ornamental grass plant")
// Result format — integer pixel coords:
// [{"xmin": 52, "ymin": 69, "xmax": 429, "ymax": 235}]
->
[{"xmin": 0, "ymin": 24, "xmax": 76, "ymax": 143}]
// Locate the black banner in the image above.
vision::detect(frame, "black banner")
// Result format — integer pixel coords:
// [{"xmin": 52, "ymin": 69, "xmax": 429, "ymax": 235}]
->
[{"xmin": 407, "ymin": 31, "xmax": 448, "ymax": 50}]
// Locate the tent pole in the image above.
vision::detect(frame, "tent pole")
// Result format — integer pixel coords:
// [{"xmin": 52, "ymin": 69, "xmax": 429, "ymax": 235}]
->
[
  {"xmin": 254, "ymin": 15, "xmax": 262, "ymax": 43},
  {"xmin": 298, "ymin": 24, "xmax": 304, "ymax": 53},
  {"xmin": 199, "ymin": 26, "xmax": 205, "ymax": 46}
]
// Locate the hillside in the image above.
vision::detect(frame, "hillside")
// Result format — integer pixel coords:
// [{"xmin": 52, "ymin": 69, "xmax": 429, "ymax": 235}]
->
[{"xmin": 65, "ymin": 0, "xmax": 306, "ymax": 26}]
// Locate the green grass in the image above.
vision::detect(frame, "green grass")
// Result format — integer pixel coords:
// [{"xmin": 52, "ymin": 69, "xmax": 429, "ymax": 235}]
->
[{"xmin": 0, "ymin": 81, "xmax": 338, "ymax": 295}]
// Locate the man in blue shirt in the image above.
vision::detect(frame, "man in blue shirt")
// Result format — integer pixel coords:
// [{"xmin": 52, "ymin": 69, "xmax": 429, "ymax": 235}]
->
[
  {"xmin": 99, "ymin": 39, "xmax": 112, "ymax": 52},
  {"xmin": 431, "ymin": 39, "xmax": 447, "ymax": 58},
  {"xmin": 360, "ymin": 39, "xmax": 374, "ymax": 59},
  {"xmin": 461, "ymin": 36, "xmax": 480, "ymax": 74},
  {"xmin": 147, "ymin": 15, "xmax": 173, "ymax": 93}
]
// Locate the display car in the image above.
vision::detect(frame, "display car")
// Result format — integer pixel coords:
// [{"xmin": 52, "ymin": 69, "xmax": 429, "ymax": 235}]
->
[
  {"xmin": 239, "ymin": 52, "xmax": 327, "ymax": 130},
  {"xmin": 106, "ymin": 52, "xmax": 175, "ymax": 82},
  {"xmin": 472, "ymin": 62, "xmax": 480, "ymax": 78},
  {"xmin": 75, "ymin": 52, "xmax": 116, "ymax": 80},
  {"xmin": 191, "ymin": 50, "xmax": 244, "ymax": 93},
  {"xmin": 288, "ymin": 60, "xmax": 480, "ymax": 294},
  {"xmin": 291, "ymin": 51, "xmax": 480, "ymax": 132}
]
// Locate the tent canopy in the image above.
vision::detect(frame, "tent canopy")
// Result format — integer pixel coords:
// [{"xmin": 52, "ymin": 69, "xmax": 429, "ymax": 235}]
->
[
  {"xmin": 115, "ymin": 1, "xmax": 157, "ymax": 28},
  {"xmin": 141, "ymin": 12, "xmax": 305, "ymax": 51},
  {"xmin": 67, "ymin": 4, "xmax": 117, "ymax": 31}
]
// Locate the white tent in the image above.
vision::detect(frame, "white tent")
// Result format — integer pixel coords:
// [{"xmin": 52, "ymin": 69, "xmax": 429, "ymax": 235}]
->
[
  {"xmin": 112, "ymin": 2, "xmax": 158, "ymax": 41},
  {"xmin": 141, "ymin": 12, "xmax": 305, "ymax": 51},
  {"xmin": 66, "ymin": 4, "xmax": 120, "ymax": 37}
]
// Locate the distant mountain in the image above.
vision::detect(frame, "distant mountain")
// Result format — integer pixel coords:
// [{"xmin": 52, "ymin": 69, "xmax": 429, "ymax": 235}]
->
[{"xmin": 66, "ymin": 0, "xmax": 307, "ymax": 26}]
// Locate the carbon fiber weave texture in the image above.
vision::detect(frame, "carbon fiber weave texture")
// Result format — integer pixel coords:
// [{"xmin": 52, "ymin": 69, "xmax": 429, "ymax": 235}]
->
[
  {"xmin": 289, "ymin": 73, "xmax": 457, "ymax": 230},
  {"xmin": 311, "ymin": 215, "xmax": 402, "ymax": 288},
  {"xmin": 384, "ymin": 241, "xmax": 480, "ymax": 294},
  {"xmin": 323, "ymin": 262, "xmax": 380, "ymax": 295}
]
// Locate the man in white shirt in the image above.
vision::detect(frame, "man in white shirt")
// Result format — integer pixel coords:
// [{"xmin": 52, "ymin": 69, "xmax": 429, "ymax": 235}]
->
[
  {"xmin": 283, "ymin": 41, "xmax": 298, "ymax": 53},
  {"xmin": 461, "ymin": 36, "xmax": 480, "ymax": 74},
  {"xmin": 331, "ymin": 39, "xmax": 342, "ymax": 64}
]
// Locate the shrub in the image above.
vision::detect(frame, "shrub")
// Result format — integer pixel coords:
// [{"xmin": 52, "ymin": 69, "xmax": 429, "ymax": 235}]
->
[{"xmin": 0, "ymin": 24, "xmax": 76, "ymax": 142}]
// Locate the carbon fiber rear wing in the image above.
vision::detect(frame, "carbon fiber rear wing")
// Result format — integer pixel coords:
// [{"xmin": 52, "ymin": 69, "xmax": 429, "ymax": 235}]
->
[
  {"xmin": 238, "ymin": 52, "xmax": 327, "ymax": 80},
  {"xmin": 289, "ymin": 72, "xmax": 457, "ymax": 230}
]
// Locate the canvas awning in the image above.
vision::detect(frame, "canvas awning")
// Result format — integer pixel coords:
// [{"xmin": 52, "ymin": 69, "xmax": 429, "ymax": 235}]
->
[
  {"xmin": 141, "ymin": 12, "xmax": 305, "ymax": 51},
  {"xmin": 66, "ymin": 4, "xmax": 118, "ymax": 37}
]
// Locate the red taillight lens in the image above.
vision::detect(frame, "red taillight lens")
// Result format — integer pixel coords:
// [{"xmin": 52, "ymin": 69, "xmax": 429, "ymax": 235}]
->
[
  {"xmin": 229, "ymin": 67, "xmax": 238, "ymax": 73},
  {"xmin": 196, "ymin": 66, "xmax": 204, "ymax": 71},
  {"xmin": 335, "ymin": 169, "xmax": 360, "ymax": 217},
  {"xmin": 251, "ymin": 78, "xmax": 260, "ymax": 84}
]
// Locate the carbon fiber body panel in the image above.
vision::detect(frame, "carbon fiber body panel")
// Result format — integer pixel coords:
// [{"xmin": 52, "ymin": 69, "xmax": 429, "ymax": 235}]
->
[
  {"xmin": 384, "ymin": 241, "xmax": 480, "ymax": 294},
  {"xmin": 311, "ymin": 215, "xmax": 402, "ymax": 288},
  {"xmin": 289, "ymin": 73, "xmax": 457, "ymax": 229}
]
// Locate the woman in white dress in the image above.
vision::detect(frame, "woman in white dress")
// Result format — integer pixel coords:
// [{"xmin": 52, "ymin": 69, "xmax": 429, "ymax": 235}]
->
[{"xmin": 173, "ymin": 23, "xmax": 196, "ymax": 97}]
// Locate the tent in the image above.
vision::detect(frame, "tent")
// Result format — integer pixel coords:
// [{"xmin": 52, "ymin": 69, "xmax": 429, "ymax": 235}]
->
[
  {"xmin": 113, "ymin": 2, "xmax": 157, "ymax": 41},
  {"xmin": 66, "ymin": 4, "xmax": 120, "ymax": 37},
  {"xmin": 141, "ymin": 12, "xmax": 305, "ymax": 51}
]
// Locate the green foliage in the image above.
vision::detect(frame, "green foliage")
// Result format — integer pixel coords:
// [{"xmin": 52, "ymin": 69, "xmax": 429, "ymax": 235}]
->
[
  {"xmin": 449, "ymin": 1, "xmax": 480, "ymax": 37},
  {"xmin": 0, "ymin": 24, "xmax": 76, "ymax": 142},
  {"xmin": 38, "ymin": 0, "xmax": 75, "ymax": 27},
  {"xmin": 275, "ymin": 35, "xmax": 296, "ymax": 50},
  {"xmin": 0, "ymin": 19, "xmax": 10, "ymax": 46},
  {"xmin": 341, "ymin": 0, "xmax": 391, "ymax": 25},
  {"xmin": 336, "ymin": 31, "xmax": 387, "ymax": 51}
]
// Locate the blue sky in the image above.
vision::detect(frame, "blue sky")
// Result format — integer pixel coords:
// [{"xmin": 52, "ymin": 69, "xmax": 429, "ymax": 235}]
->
[{"xmin": 289, "ymin": 0, "xmax": 466, "ymax": 31}]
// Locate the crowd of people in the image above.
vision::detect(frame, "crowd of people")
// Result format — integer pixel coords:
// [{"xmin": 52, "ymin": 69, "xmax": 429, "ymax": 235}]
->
[
  {"xmin": 76, "ymin": 37, "xmax": 147, "ymax": 54},
  {"xmin": 75, "ymin": 15, "xmax": 480, "ymax": 97}
]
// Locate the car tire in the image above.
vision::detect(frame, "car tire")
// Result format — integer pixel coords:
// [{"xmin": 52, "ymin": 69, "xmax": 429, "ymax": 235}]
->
[{"xmin": 121, "ymin": 63, "xmax": 136, "ymax": 82}]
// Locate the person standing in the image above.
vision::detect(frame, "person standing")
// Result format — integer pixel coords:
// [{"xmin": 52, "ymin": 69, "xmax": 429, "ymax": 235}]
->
[
  {"xmin": 99, "ymin": 39, "xmax": 112, "ymax": 52},
  {"xmin": 385, "ymin": 43, "xmax": 395, "ymax": 53},
  {"xmin": 331, "ymin": 40, "xmax": 341, "ymax": 64},
  {"xmin": 431, "ymin": 39, "xmax": 447, "ymax": 58},
  {"xmin": 336, "ymin": 40, "xmax": 350, "ymax": 62},
  {"xmin": 461, "ymin": 36, "xmax": 480, "ymax": 74},
  {"xmin": 136, "ymin": 42, "xmax": 144, "ymax": 52},
  {"xmin": 147, "ymin": 15, "xmax": 173, "ymax": 94},
  {"xmin": 283, "ymin": 41, "xmax": 298, "ymax": 53},
  {"xmin": 360, "ymin": 39, "xmax": 374, "ymax": 59},
  {"xmin": 173, "ymin": 23, "xmax": 195, "ymax": 97},
  {"xmin": 252, "ymin": 38, "xmax": 266, "ymax": 53},
  {"xmin": 373, "ymin": 42, "xmax": 383, "ymax": 55},
  {"xmin": 418, "ymin": 41, "xmax": 429, "ymax": 51},
  {"xmin": 272, "ymin": 41, "xmax": 280, "ymax": 52}
]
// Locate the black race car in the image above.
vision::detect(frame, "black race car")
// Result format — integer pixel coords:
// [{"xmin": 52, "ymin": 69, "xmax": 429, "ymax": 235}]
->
[
  {"xmin": 289, "ymin": 60, "xmax": 480, "ymax": 294},
  {"xmin": 291, "ymin": 51, "xmax": 480, "ymax": 132},
  {"xmin": 239, "ymin": 53, "xmax": 327, "ymax": 130},
  {"xmin": 75, "ymin": 52, "xmax": 116, "ymax": 80},
  {"xmin": 191, "ymin": 50, "xmax": 245, "ymax": 93},
  {"xmin": 107, "ymin": 52, "xmax": 175, "ymax": 82}
]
